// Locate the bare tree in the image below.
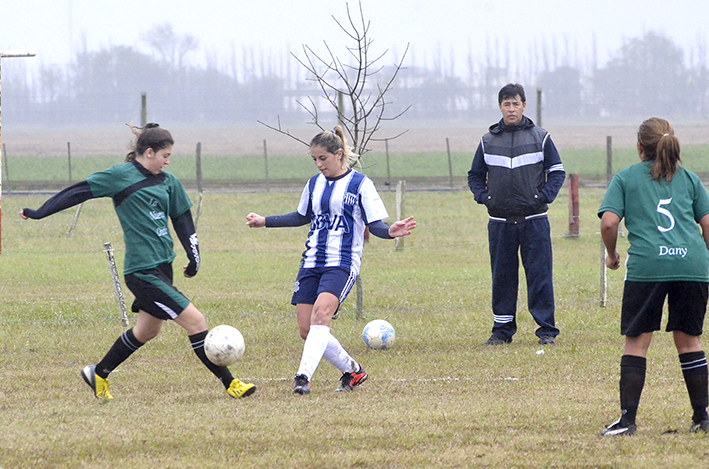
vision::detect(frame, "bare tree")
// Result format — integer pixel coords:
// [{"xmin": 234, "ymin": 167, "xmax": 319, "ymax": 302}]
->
[
  {"xmin": 142, "ymin": 23, "xmax": 199, "ymax": 71},
  {"xmin": 259, "ymin": 0, "xmax": 410, "ymax": 162}
]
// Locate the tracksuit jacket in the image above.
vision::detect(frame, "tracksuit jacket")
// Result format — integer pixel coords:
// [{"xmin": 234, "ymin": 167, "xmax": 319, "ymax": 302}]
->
[{"xmin": 468, "ymin": 116, "xmax": 565, "ymax": 220}]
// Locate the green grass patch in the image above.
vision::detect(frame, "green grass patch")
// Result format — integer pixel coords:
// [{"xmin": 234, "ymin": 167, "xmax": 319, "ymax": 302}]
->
[{"xmin": 1, "ymin": 188, "xmax": 708, "ymax": 468}]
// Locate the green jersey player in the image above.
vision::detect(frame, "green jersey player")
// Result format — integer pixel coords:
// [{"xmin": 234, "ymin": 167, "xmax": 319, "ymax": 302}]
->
[
  {"xmin": 21, "ymin": 124, "xmax": 255, "ymax": 400},
  {"xmin": 598, "ymin": 117, "xmax": 709, "ymax": 435}
]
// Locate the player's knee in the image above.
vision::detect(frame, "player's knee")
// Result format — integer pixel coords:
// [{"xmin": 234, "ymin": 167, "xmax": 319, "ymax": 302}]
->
[{"xmin": 299, "ymin": 326, "xmax": 309, "ymax": 340}]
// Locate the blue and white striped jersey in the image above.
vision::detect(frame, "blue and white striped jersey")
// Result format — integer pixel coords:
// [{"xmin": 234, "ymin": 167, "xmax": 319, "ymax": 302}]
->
[{"xmin": 297, "ymin": 169, "xmax": 388, "ymax": 274}]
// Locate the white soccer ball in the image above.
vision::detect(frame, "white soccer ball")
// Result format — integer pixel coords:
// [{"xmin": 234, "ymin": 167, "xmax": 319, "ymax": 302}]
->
[
  {"xmin": 204, "ymin": 325, "xmax": 245, "ymax": 366},
  {"xmin": 362, "ymin": 319, "xmax": 396, "ymax": 350}
]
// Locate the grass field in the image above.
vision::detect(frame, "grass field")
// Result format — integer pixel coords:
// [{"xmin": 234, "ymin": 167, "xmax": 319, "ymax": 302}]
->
[{"xmin": 2, "ymin": 185, "xmax": 709, "ymax": 468}]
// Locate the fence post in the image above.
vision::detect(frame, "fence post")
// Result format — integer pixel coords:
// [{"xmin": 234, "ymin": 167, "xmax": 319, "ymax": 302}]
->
[
  {"xmin": 446, "ymin": 137, "xmax": 454, "ymax": 190},
  {"xmin": 536, "ymin": 88, "xmax": 542, "ymax": 128},
  {"xmin": 568, "ymin": 174, "xmax": 579, "ymax": 238},
  {"xmin": 194, "ymin": 142, "xmax": 204, "ymax": 230},
  {"xmin": 355, "ymin": 276, "xmax": 364, "ymax": 320},
  {"xmin": 600, "ymin": 239, "xmax": 607, "ymax": 307},
  {"xmin": 140, "ymin": 92, "xmax": 147, "ymax": 127},
  {"xmin": 67, "ymin": 142, "xmax": 72, "ymax": 182},
  {"xmin": 606, "ymin": 136, "xmax": 613, "ymax": 186},
  {"xmin": 195, "ymin": 142, "xmax": 203, "ymax": 193},
  {"xmin": 395, "ymin": 180, "xmax": 406, "ymax": 251},
  {"xmin": 263, "ymin": 139, "xmax": 270, "ymax": 192},
  {"xmin": 385, "ymin": 138, "xmax": 391, "ymax": 190},
  {"xmin": 1, "ymin": 143, "xmax": 7, "ymax": 182}
]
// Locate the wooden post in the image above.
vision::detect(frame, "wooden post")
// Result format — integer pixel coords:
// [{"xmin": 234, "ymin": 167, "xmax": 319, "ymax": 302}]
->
[
  {"xmin": 606, "ymin": 136, "xmax": 613, "ymax": 186},
  {"xmin": 140, "ymin": 92, "xmax": 147, "ymax": 127},
  {"xmin": 600, "ymin": 240, "xmax": 608, "ymax": 307},
  {"xmin": 0, "ymin": 50, "xmax": 36, "ymax": 254},
  {"xmin": 446, "ymin": 137, "xmax": 454, "ymax": 190},
  {"xmin": 395, "ymin": 180, "xmax": 406, "ymax": 251},
  {"xmin": 536, "ymin": 88, "xmax": 542, "ymax": 128},
  {"xmin": 355, "ymin": 276, "xmax": 364, "ymax": 320},
  {"xmin": 263, "ymin": 139, "xmax": 270, "ymax": 192},
  {"xmin": 67, "ymin": 142, "xmax": 72, "ymax": 182},
  {"xmin": 195, "ymin": 142, "xmax": 203, "ymax": 193},
  {"xmin": 194, "ymin": 142, "xmax": 204, "ymax": 230},
  {"xmin": 568, "ymin": 174, "xmax": 579, "ymax": 238},
  {"xmin": 1, "ymin": 143, "xmax": 8, "ymax": 182},
  {"xmin": 385, "ymin": 138, "xmax": 391, "ymax": 190}
]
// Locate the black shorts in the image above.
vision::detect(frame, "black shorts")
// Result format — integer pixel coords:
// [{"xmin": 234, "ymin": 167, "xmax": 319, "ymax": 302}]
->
[
  {"xmin": 291, "ymin": 267, "xmax": 357, "ymax": 306},
  {"xmin": 124, "ymin": 263, "xmax": 191, "ymax": 321},
  {"xmin": 621, "ymin": 281, "xmax": 708, "ymax": 337}
]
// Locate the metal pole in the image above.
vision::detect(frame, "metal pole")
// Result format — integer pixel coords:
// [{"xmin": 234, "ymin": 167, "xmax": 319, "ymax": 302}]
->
[
  {"xmin": 0, "ymin": 50, "xmax": 36, "ymax": 254},
  {"xmin": 104, "ymin": 242, "xmax": 129, "ymax": 328}
]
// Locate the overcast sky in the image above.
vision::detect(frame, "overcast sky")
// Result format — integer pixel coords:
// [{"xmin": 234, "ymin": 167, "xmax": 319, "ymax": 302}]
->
[{"xmin": 1, "ymin": 0, "xmax": 707, "ymax": 75}]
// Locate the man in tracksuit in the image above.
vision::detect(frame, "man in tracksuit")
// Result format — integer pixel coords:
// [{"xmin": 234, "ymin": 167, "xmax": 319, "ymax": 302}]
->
[{"xmin": 468, "ymin": 83, "xmax": 566, "ymax": 346}]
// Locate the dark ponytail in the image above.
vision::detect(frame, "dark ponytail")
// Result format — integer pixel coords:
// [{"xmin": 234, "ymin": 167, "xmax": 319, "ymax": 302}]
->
[
  {"xmin": 125, "ymin": 123, "xmax": 174, "ymax": 162},
  {"xmin": 637, "ymin": 117, "xmax": 681, "ymax": 183}
]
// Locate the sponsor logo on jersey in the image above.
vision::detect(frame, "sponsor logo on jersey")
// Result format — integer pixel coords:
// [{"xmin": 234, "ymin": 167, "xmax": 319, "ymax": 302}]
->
[
  {"xmin": 312, "ymin": 213, "xmax": 351, "ymax": 232},
  {"xmin": 149, "ymin": 198, "xmax": 159, "ymax": 208},
  {"xmin": 156, "ymin": 227, "xmax": 169, "ymax": 237},
  {"xmin": 150, "ymin": 211, "xmax": 166, "ymax": 220},
  {"xmin": 658, "ymin": 246, "xmax": 688, "ymax": 258}
]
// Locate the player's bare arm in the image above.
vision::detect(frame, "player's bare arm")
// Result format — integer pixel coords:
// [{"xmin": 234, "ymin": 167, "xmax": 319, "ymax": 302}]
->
[{"xmin": 600, "ymin": 211, "xmax": 621, "ymax": 270}]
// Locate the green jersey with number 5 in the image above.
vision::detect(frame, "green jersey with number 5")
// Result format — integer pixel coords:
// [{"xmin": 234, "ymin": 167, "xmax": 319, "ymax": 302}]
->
[{"xmin": 599, "ymin": 160, "xmax": 709, "ymax": 282}]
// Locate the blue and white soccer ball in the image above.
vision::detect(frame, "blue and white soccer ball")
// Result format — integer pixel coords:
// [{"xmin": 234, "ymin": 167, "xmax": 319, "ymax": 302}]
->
[
  {"xmin": 205, "ymin": 325, "xmax": 245, "ymax": 366},
  {"xmin": 362, "ymin": 319, "xmax": 396, "ymax": 350}
]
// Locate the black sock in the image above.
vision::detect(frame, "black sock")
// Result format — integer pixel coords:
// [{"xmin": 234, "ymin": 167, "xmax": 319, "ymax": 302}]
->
[
  {"xmin": 96, "ymin": 328, "xmax": 143, "ymax": 379},
  {"xmin": 619, "ymin": 354, "xmax": 646, "ymax": 425},
  {"xmin": 679, "ymin": 351, "xmax": 709, "ymax": 423},
  {"xmin": 189, "ymin": 331, "xmax": 234, "ymax": 388}
]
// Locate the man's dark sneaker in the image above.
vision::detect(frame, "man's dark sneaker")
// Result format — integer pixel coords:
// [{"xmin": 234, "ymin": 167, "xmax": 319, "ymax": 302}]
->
[
  {"xmin": 335, "ymin": 366, "xmax": 368, "ymax": 392},
  {"xmin": 483, "ymin": 335, "xmax": 512, "ymax": 346},
  {"xmin": 601, "ymin": 417, "xmax": 637, "ymax": 436},
  {"xmin": 690, "ymin": 419, "xmax": 709, "ymax": 433},
  {"xmin": 292, "ymin": 374, "xmax": 310, "ymax": 395},
  {"xmin": 538, "ymin": 336, "xmax": 556, "ymax": 345}
]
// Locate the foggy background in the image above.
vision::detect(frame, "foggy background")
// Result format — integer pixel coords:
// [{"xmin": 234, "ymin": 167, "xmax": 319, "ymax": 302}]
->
[{"xmin": 1, "ymin": 0, "xmax": 708, "ymax": 129}]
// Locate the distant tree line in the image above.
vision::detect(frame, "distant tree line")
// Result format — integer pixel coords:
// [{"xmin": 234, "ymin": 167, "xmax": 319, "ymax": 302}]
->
[{"xmin": 3, "ymin": 29, "xmax": 708, "ymax": 126}]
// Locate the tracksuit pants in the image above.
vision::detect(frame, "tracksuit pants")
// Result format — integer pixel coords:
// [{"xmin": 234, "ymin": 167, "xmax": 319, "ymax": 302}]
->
[{"xmin": 487, "ymin": 216, "xmax": 559, "ymax": 340}]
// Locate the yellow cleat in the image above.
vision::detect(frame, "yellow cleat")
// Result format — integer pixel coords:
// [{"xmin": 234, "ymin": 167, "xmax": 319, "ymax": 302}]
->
[
  {"xmin": 227, "ymin": 379, "xmax": 256, "ymax": 398},
  {"xmin": 81, "ymin": 365, "xmax": 113, "ymax": 400}
]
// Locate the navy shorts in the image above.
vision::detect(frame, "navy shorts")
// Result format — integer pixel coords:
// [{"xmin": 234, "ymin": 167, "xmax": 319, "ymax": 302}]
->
[
  {"xmin": 291, "ymin": 267, "xmax": 357, "ymax": 306},
  {"xmin": 621, "ymin": 281, "xmax": 708, "ymax": 337},
  {"xmin": 124, "ymin": 263, "xmax": 192, "ymax": 320}
]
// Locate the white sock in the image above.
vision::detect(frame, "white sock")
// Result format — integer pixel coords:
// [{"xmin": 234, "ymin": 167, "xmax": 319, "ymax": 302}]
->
[
  {"xmin": 296, "ymin": 325, "xmax": 330, "ymax": 380},
  {"xmin": 322, "ymin": 333, "xmax": 358, "ymax": 374}
]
